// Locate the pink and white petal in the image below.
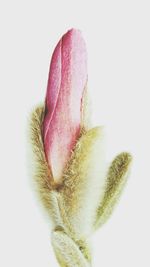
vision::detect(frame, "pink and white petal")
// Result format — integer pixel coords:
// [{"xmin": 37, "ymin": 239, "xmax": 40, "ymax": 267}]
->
[{"xmin": 43, "ymin": 29, "xmax": 88, "ymax": 181}]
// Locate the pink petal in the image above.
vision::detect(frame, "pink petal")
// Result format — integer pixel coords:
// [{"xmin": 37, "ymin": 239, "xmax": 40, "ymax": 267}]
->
[{"xmin": 43, "ymin": 29, "xmax": 87, "ymax": 181}]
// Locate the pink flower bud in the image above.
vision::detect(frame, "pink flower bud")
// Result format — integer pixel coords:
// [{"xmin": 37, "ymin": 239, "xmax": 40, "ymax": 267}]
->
[{"xmin": 43, "ymin": 29, "xmax": 87, "ymax": 182}]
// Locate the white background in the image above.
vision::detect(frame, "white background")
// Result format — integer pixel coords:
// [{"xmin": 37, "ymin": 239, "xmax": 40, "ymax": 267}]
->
[{"xmin": 0, "ymin": 1, "xmax": 150, "ymax": 266}]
